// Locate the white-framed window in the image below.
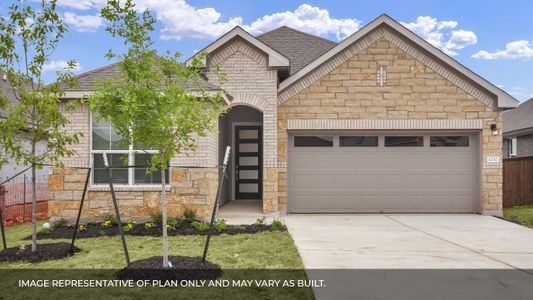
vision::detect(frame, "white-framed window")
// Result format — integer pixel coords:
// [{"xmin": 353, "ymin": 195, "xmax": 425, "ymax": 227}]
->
[
  {"xmin": 509, "ymin": 138, "xmax": 518, "ymax": 157},
  {"xmin": 91, "ymin": 113, "xmax": 169, "ymax": 185}
]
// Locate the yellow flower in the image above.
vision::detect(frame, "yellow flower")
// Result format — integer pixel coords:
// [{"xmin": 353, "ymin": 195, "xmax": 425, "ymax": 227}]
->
[{"xmin": 79, "ymin": 225, "xmax": 86, "ymax": 231}]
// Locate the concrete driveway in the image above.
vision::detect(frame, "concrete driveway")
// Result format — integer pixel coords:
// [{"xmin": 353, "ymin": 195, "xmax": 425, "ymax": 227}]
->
[
  {"xmin": 284, "ymin": 215, "xmax": 533, "ymax": 299},
  {"xmin": 284, "ymin": 214, "xmax": 533, "ymax": 269}
]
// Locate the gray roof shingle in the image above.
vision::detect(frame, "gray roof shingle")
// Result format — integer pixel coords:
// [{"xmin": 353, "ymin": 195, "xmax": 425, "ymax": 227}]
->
[
  {"xmin": 66, "ymin": 26, "xmax": 337, "ymax": 90},
  {"xmin": 503, "ymin": 97, "xmax": 533, "ymax": 134},
  {"xmin": 64, "ymin": 62, "xmax": 220, "ymax": 92},
  {"xmin": 256, "ymin": 26, "xmax": 337, "ymax": 75}
]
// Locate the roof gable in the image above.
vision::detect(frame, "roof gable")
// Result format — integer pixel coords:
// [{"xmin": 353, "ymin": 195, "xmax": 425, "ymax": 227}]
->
[
  {"xmin": 256, "ymin": 26, "xmax": 336, "ymax": 75},
  {"xmin": 186, "ymin": 26, "xmax": 289, "ymax": 68},
  {"xmin": 278, "ymin": 14, "xmax": 519, "ymax": 109}
]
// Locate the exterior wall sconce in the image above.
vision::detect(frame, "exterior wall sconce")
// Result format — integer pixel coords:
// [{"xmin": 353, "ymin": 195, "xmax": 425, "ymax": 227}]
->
[{"xmin": 490, "ymin": 124, "xmax": 498, "ymax": 136}]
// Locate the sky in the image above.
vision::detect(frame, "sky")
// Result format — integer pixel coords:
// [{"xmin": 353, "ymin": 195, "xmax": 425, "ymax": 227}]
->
[{"xmin": 5, "ymin": 0, "xmax": 533, "ymax": 101}]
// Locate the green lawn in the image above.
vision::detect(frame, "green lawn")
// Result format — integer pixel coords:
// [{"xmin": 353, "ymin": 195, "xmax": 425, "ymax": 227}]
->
[
  {"xmin": 503, "ymin": 205, "xmax": 533, "ymax": 227},
  {"xmin": 0, "ymin": 222, "xmax": 313, "ymax": 299}
]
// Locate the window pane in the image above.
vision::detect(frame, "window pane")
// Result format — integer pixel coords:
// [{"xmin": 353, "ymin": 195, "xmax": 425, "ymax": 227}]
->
[
  {"xmin": 239, "ymin": 130, "xmax": 258, "ymax": 139},
  {"xmin": 134, "ymin": 154, "xmax": 169, "ymax": 184},
  {"xmin": 239, "ymin": 143, "xmax": 258, "ymax": 153},
  {"xmin": 239, "ymin": 156, "xmax": 258, "ymax": 166},
  {"xmin": 92, "ymin": 113, "xmax": 128, "ymax": 150},
  {"xmin": 239, "ymin": 170, "xmax": 258, "ymax": 180},
  {"xmin": 93, "ymin": 154, "xmax": 128, "ymax": 184},
  {"xmin": 430, "ymin": 136, "xmax": 469, "ymax": 147},
  {"xmin": 385, "ymin": 136, "xmax": 423, "ymax": 147},
  {"xmin": 340, "ymin": 136, "xmax": 378, "ymax": 147},
  {"xmin": 110, "ymin": 128, "xmax": 129, "ymax": 150},
  {"xmin": 239, "ymin": 183, "xmax": 258, "ymax": 193},
  {"xmin": 294, "ymin": 136, "xmax": 333, "ymax": 147}
]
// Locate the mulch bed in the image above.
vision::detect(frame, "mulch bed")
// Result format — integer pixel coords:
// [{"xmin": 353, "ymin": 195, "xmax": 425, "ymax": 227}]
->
[
  {"xmin": 26, "ymin": 221, "xmax": 285, "ymax": 240},
  {"xmin": 116, "ymin": 256, "xmax": 222, "ymax": 281},
  {"xmin": 0, "ymin": 242, "xmax": 80, "ymax": 263}
]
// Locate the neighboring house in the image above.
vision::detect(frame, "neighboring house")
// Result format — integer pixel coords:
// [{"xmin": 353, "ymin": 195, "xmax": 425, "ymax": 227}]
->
[
  {"xmin": 0, "ymin": 69, "xmax": 48, "ymax": 185},
  {"xmin": 503, "ymin": 97, "xmax": 533, "ymax": 158},
  {"xmin": 49, "ymin": 14, "xmax": 519, "ymax": 221}
]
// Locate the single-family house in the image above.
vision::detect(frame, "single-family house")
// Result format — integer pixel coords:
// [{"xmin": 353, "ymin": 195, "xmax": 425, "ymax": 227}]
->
[{"xmin": 48, "ymin": 14, "xmax": 519, "ymax": 220}]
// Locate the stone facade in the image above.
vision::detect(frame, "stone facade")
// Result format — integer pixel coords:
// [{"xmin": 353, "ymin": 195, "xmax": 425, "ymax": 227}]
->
[
  {"xmin": 48, "ymin": 167, "xmax": 218, "ymax": 221},
  {"xmin": 277, "ymin": 36, "xmax": 503, "ymax": 215}
]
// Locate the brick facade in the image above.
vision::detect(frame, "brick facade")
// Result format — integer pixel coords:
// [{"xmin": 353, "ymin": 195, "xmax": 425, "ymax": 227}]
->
[
  {"xmin": 204, "ymin": 38, "xmax": 280, "ymax": 213},
  {"xmin": 503, "ymin": 133, "xmax": 533, "ymax": 158}
]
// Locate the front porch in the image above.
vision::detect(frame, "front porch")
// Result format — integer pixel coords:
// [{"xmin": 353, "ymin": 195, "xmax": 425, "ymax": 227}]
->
[{"xmin": 218, "ymin": 200, "xmax": 280, "ymax": 224}]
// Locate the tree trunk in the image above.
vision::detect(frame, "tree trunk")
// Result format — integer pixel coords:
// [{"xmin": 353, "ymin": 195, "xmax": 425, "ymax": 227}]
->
[
  {"xmin": 161, "ymin": 167, "xmax": 168, "ymax": 268},
  {"xmin": 31, "ymin": 141, "xmax": 37, "ymax": 252}
]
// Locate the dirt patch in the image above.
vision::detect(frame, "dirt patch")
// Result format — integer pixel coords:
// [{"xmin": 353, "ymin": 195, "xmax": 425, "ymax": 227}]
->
[
  {"xmin": 0, "ymin": 242, "xmax": 80, "ymax": 263},
  {"xmin": 117, "ymin": 256, "xmax": 222, "ymax": 281},
  {"xmin": 28, "ymin": 221, "xmax": 285, "ymax": 240}
]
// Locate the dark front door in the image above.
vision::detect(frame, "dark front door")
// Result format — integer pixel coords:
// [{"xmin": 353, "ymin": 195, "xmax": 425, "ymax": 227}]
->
[{"xmin": 235, "ymin": 126, "xmax": 262, "ymax": 200}]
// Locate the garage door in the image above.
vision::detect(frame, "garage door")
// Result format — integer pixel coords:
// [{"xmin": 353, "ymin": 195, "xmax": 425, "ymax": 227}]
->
[{"xmin": 288, "ymin": 132, "xmax": 479, "ymax": 213}]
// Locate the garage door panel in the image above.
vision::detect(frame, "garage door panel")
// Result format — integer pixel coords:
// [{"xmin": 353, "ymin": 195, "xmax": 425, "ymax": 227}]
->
[
  {"xmin": 289, "ymin": 132, "xmax": 477, "ymax": 213},
  {"xmin": 291, "ymin": 173, "xmax": 313, "ymax": 191},
  {"xmin": 383, "ymin": 195, "xmax": 428, "ymax": 210},
  {"xmin": 380, "ymin": 153, "xmax": 428, "ymax": 169},
  {"xmin": 313, "ymin": 174, "xmax": 335, "ymax": 190}
]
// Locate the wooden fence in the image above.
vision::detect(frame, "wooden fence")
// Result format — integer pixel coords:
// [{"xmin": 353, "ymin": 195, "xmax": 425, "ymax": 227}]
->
[{"xmin": 503, "ymin": 156, "xmax": 533, "ymax": 208}]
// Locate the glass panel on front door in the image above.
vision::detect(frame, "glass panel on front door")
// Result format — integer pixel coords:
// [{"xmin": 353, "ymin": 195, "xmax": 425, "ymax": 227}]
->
[{"xmin": 235, "ymin": 126, "xmax": 262, "ymax": 200}]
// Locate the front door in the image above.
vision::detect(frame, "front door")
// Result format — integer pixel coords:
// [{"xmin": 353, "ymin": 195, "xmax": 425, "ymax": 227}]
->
[{"xmin": 235, "ymin": 126, "xmax": 262, "ymax": 200}]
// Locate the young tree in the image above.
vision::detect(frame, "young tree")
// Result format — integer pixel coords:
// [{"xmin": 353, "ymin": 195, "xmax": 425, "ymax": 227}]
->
[
  {"xmin": 0, "ymin": 0, "xmax": 81, "ymax": 251},
  {"xmin": 92, "ymin": 0, "xmax": 225, "ymax": 267}
]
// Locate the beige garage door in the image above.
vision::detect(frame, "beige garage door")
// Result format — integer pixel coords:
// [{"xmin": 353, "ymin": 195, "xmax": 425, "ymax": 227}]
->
[{"xmin": 288, "ymin": 132, "xmax": 479, "ymax": 213}]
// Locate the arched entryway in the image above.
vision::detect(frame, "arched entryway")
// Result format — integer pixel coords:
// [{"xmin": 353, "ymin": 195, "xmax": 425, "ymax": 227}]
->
[{"xmin": 218, "ymin": 105, "xmax": 263, "ymax": 210}]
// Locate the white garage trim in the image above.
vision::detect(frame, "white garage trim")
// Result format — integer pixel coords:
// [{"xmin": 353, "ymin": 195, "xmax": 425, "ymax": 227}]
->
[{"xmin": 288, "ymin": 119, "xmax": 484, "ymax": 131}]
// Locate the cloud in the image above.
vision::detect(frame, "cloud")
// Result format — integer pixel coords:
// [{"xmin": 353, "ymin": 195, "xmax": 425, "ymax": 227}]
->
[
  {"xmin": 472, "ymin": 40, "xmax": 533, "ymax": 60},
  {"xmin": 135, "ymin": 0, "xmax": 242, "ymax": 41},
  {"xmin": 62, "ymin": 12, "xmax": 103, "ymax": 32},
  {"xmin": 42, "ymin": 60, "xmax": 81, "ymax": 73},
  {"xmin": 243, "ymin": 4, "xmax": 360, "ymax": 40},
  {"xmin": 132, "ymin": 1, "xmax": 360, "ymax": 41},
  {"xmin": 55, "ymin": 0, "xmax": 107, "ymax": 10},
  {"xmin": 401, "ymin": 16, "xmax": 477, "ymax": 55}
]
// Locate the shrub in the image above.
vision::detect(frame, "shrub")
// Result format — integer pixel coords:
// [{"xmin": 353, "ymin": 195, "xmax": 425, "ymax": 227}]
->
[
  {"xmin": 102, "ymin": 220, "xmax": 113, "ymax": 228},
  {"xmin": 39, "ymin": 227, "xmax": 52, "ymax": 235},
  {"xmin": 214, "ymin": 219, "xmax": 228, "ymax": 232},
  {"xmin": 255, "ymin": 216, "xmax": 266, "ymax": 226},
  {"xmin": 102, "ymin": 214, "xmax": 117, "ymax": 226},
  {"xmin": 183, "ymin": 209, "xmax": 196, "ymax": 221},
  {"xmin": 53, "ymin": 218, "xmax": 68, "ymax": 229},
  {"xmin": 98, "ymin": 230, "xmax": 105, "ymax": 236},
  {"xmin": 123, "ymin": 220, "xmax": 136, "ymax": 232},
  {"xmin": 191, "ymin": 221, "xmax": 209, "ymax": 231},
  {"xmin": 233, "ymin": 225, "xmax": 245, "ymax": 231},
  {"xmin": 271, "ymin": 218, "xmax": 284, "ymax": 231},
  {"xmin": 144, "ymin": 222, "xmax": 155, "ymax": 230},
  {"xmin": 87, "ymin": 221, "xmax": 99, "ymax": 227},
  {"xmin": 151, "ymin": 212, "xmax": 163, "ymax": 225}
]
